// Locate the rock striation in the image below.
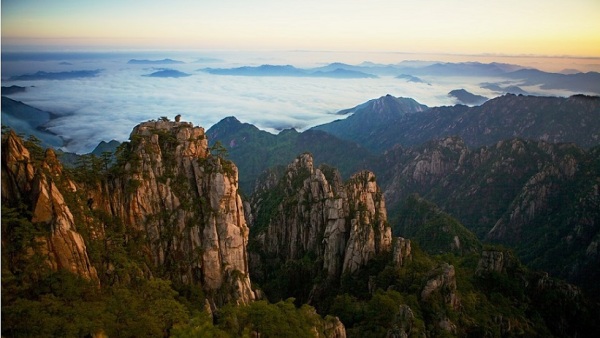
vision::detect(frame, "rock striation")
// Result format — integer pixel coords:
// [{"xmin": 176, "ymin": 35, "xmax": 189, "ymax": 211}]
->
[
  {"xmin": 2, "ymin": 119, "xmax": 257, "ymax": 308},
  {"xmin": 392, "ymin": 237, "xmax": 412, "ymax": 267},
  {"xmin": 88, "ymin": 119, "xmax": 254, "ymax": 307},
  {"xmin": 249, "ymin": 153, "xmax": 392, "ymax": 281},
  {"xmin": 2, "ymin": 131, "xmax": 98, "ymax": 281}
]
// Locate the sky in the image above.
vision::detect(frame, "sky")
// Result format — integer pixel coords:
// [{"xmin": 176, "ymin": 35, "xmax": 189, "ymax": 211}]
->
[
  {"xmin": 2, "ymin": 0, "xmax": 600, "ymax": 57},
  {"xmin": 1, "ymin": 0, "xmax": 599, "ymax": 154}
]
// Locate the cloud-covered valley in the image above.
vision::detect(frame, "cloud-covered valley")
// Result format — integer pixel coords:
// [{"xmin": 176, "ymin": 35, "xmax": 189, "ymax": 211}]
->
[{"xmin": 1, "ymin": 52, "xmax": 595, "ymax": 153}]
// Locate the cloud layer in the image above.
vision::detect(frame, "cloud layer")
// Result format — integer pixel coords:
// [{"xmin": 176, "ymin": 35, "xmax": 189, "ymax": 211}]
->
[{"xmin": 1, "ymin": 52, "xmax": 586, "ymax": 153}]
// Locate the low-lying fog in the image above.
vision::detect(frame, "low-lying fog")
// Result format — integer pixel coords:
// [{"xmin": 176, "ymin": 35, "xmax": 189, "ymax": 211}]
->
[{"xmin": 1, "ymin": 51, "xmax": 595, "ymax": 153}]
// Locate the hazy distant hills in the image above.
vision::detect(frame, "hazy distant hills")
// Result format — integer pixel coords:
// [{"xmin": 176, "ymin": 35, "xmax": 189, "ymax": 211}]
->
[
  {"xmin": 200, "ymin": 61, "xmax": 600, "ymax": 94},
  {"xmin": 127, "ymin": 58, "xmax": 184, "ymax": 65},
  {"xmin": 503, "ymin": 69, "xmax": 600, "ymax": 93},
  {"xmin": 396, "ymin": 74, "xmax": 429, "ymax": 84},
  {"xmin": 312, "ymin": 93, "xmax": 600, "ymax": 152},
  {"xmin": 202, "ymin": 64, "xmax": 378, "ymax": 78},
  {"xmin": 8, "ymin": 69, "xmax": 102, "ymax": 81},
  {"xmin": 143, "ymin": 69, "xmax": 191, "ymax": 78},
  {"xmin": 1, "ymin": 96, "xmax": 63, "ymax": 148},
  {"xmin": 1, "ymin": 85, "xmax": 28, "ymax": 95},
  {"xmin": 480, "ymin": 82, "xmax": 528, "ymax": 95},
  {"xmin": 448, "ymin": 89, "xmax": 488, "ymax": 105}
]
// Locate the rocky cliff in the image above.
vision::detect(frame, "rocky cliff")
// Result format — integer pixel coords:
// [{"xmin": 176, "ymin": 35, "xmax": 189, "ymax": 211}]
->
[
  {"xmin": 85, "ymin": 119, "xmax": 255, "ymax": 307},
  {"xmin": 249, "ymin": 153, "xmax": 392, "ymax": 287},
  {"xmin": 2, "ymin": 119, "xmax": 256, "ymax": 308},
  {"xmin": 2, "ymin": 131, "xmax": 98, "ymax": 281}
]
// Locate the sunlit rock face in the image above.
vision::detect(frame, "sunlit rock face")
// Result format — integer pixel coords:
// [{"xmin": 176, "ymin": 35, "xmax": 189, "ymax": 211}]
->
[
  {"xmin": 2, "ymin": 131, "xmax": 98, "ymax": 282},
  {"xmin": 249, "ymin": 153, "xmax": 392, "ymax": 281},
  {"xmin": 87, "ymin": 119, "xmax": 255, "ymax": 307},
  {"xmin": 3, "ymin": 120, "xmax": 257, "ymax": 307}
]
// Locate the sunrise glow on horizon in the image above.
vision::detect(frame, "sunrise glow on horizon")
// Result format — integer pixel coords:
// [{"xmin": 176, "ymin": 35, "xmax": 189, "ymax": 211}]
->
[{"xmin": 2, "ymin": 0, "xmax": 600, "ymax": 57}]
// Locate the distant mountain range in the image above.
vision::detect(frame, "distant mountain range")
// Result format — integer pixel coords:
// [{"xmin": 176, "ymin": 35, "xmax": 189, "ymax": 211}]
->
[
  {"xmin": 200, "ymin": 61, "xmax": 600, "ymax": 94},
  {"xmin": 312, "ymin": 93, "xmax": 600, "ymax": 152},
  {"xmin": 127, "ymin": 58, "xmax": 184, "ymax": 65},
  {"xmin": 1, "ymin": 85, "xmax": 28, "ymax": 95},
  {"xmin": 202, "ymin": 64, "xmax": 378, "ymax": 79},
  {"xmin": 395, "ymin": 74, "xmax": 429, "ymax": 84},
  {"xmin": 480, "ymin": 82, "xmax": 528, "ymax": 95},
  {"xmin": 503, "ymin": 68, "xmax": 600, "ymax": 93},
  {"xmin": 8, "ymin": 69, "xmax": 102, "ymax": 81}
]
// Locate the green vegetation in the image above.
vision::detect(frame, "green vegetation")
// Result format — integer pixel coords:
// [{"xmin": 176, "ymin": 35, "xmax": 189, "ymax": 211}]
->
[
  {"xmin": 3, "ymin": 118, "xmax": 600, "ymax": 337},
  {"xmin": 206, "ymin": 118, "xmax": 376, "ymax": 194},
  {"xmin": 172, "ymin": 298, "xmax": 334, "ymax": 338},
  {"xmin": 395, "ymin": 195, "xmax": 481, "ymax": 255}
]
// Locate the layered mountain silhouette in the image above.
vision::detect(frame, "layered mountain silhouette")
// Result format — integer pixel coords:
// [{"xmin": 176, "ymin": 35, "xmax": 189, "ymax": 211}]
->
[
  {"xmin": 127, "ymin": 58, "xmax": 185, "ymax": 65},
  {"xmin": 312, "ymin": 93, "xmax": 600, "ymax": 152},
  {"xmin": 9, "ymin": 69, "xmax": 102, "ymax": 81},
  {"xmin": 199, "ymin": 61, "xmax": 600, "ymax": 94},
  {"xmin": 202, "ymin": 64, "xmax": 377, "ymax": 78}
]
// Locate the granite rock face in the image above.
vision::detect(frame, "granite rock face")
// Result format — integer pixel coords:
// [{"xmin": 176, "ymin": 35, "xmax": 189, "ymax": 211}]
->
[
  {"xmin": 89, "ymin": 120, "xmax": 254, "ymax": 306},
  {"xmin": 392, "ymin": 237, "xmax": 412, "ymax": 267},
  {"xmin": 250, "ymin": 153, "xmax": 392, "ymax": 281},
  {"xmin": 2, "ymin": 131, "xmax": 98, "ymax": 281},
  {"xmin": 2, "ymin": 120, "xmax": 256, "ymax": 308}
]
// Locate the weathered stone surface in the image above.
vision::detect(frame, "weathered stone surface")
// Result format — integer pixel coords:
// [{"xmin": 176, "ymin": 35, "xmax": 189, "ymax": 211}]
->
[
  {"xmin": 387, "ymin": 304, "xmax": 415, "ymax": 338},
  {"xmin": 392, "ymin": 237, "xmax": 412, "ymax": 267},
  {"xmin": 1, "ymin": 131, "xmax": 35, "ymax": 202},
  {"xmin": 421, "ymin": 263, "xmax": 460, "ymax": 311},
  {"xmin": 250, "ymin": 153, "xmax": 392, "ymax": 281},
  {"xmin": 323, "ymin": 316, "xmax": 347, "ymax": 338},
  {"xmin": 343, "ymin": 171, "xmax": 392, "ymax": 274},
  {"xmin": 90, "ymin": 120, "xmax": 254, "ymax": 306},
  {"xmin": 476, "ymin": 250, "xmax": 508, "ymax": 275},
  {"xmin": 1, "ymin": 131, "xmax": 98, "ymax": 281}
]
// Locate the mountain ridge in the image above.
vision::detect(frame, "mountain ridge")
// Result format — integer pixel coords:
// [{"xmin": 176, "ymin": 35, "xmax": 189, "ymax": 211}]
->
[{"xmin": 312, "ymin": 93, "xmax": 600, "ymax": 152}]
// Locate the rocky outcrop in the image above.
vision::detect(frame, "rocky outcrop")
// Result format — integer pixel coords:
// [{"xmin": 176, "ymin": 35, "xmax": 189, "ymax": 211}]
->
[
  {"xmin": 420, "ymin": 263, "xmax": 461, "ymax": 334},
  {"xmin": 381, "ymin": 136, "xmax": 468, "ymax": 209},
  {"xmin": 2, "ymin": 131, "xmax": 98, "ymax": 281},
  {"xmin": 421, "ymin": 263, "xmax": 460, "ymax": 311},
  {"xmin": 323, "ymin": 316, "xmax": 347, "ymax": 338},
  {"xmin": 387, "ymin": 304, "xmax": 416, "ymax": 338},
  {"xmin": 342, "ymin": 171, "xmax": 392, "ymax": 273},
  {"xmin": 250, "ymin": 153, "xmax": 392, "ymax": 281},
  {"xmin": 476, "ymin": 250, "xmax": 511, "ymax": 275},
  {"xmin": 1, "ymin": 130, "xmax": 35, "ymax": 201},
  {"xmin": 487, "ymin": 151, "xmax": 580, "ymax": 242},
  {"xmin": 533, "ymin": 272, "xmax": 582, "ymax": 299},
  {"xmin": 392, "ymin": 237, "xmax": 412, "ymax": 267},
  {"xmin": 88, "ymin": 119, "xmax": 254, "ymax": 306}
]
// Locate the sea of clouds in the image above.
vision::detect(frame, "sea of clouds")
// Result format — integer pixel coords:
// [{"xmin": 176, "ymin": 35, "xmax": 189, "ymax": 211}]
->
[{"xmin": 0, "ymin": 51, "xmax": 582, "ymax": 153}]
